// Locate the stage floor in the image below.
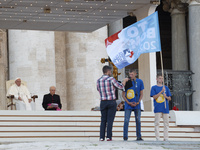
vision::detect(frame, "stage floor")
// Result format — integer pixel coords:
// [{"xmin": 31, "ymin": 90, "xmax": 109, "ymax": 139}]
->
[{"xmin": 0, "ymin": 141, "xmax": 200, "ymax": 150}]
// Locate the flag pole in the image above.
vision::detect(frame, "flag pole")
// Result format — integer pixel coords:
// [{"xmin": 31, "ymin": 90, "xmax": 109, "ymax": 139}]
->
[{"xmin": 160, "ymin": 51, "xmax": 166, "ymax": 108}]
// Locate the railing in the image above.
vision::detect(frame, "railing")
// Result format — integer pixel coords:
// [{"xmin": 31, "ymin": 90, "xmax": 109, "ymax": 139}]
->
[
  {"xmin": 159, "ymin": 70, "xmax": 194, "ymax": 111},
  {"xmin": 125, "ymin": 69, "xmax": 194, "ymax": 111}
]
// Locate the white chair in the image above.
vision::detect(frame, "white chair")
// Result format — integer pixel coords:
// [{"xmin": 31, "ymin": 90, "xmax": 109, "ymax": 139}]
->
[{"xmin": 6, "ymin": 80, "xmax": 38, "ymax": 110}]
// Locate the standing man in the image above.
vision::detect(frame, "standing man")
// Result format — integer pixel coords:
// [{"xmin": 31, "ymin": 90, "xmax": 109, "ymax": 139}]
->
[
  {"xmin": 122, "ymin": 69, "xmax": 144, "ymax": 141},
  {"xmin": 150, "ymin": 74, "xmax": 171, "ymax": 141},
  {"xmin": 97, "ymin": 65, "xmax": 127, "ymax": 141},
  {"xmin": 7, "ymin": 78, "xmax": 33, "ymax": 110},
  {"xmin": 42, "ymin": 86, "xmax": 62, "ymax": 111}
]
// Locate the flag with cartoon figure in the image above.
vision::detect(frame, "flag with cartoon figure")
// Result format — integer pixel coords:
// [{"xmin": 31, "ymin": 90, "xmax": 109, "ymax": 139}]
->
[{"xmin": 105, "ymin": 11, "xmax": 161, "ymax": 69}]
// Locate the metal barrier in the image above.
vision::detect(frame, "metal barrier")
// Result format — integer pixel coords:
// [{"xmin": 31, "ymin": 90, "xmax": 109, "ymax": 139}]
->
[
  {"xmin": 160, "ymin": 70, "xmax": 194, "ymax": 111},
  {"xmin": 125, "ymin": 69, "xmax": 194, "ymax": 111}
]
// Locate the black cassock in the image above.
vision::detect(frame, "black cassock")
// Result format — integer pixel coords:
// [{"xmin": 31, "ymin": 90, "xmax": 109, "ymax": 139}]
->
[{"xmin": 42, "ymin": 93, "xmax": 62, "ymax": 110}]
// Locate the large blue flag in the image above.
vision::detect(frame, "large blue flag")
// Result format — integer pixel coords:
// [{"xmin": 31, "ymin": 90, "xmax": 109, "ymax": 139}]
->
[{"xmin": 105, "ymin": 11, "xmax": 161, "ymax": 69}]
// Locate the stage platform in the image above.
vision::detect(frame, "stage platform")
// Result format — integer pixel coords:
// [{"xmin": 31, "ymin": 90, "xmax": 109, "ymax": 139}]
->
[{"xmin": 0, "ymin": 110, "xmax": 199, "ymax": 142}]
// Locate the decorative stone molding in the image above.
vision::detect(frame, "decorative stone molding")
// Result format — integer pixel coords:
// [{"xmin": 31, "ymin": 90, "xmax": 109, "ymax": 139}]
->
[
  {"xmin": 181, "ymin": 0, "xmax": 200, "ymax": 3},
  {"xmin": 163, "ymin": 0, "xmax": 188, "ymax": 12}
]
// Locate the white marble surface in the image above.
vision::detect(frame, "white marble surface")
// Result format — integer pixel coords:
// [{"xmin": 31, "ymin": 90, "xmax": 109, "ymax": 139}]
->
[{"xmin": 170, "ymin": 110, "xmax": 200, "ymax": 125}]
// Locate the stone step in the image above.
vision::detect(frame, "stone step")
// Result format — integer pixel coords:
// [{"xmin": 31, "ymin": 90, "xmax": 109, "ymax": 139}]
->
[
  {"xmin": 0, "ymin": 127, "xmax": 195, "ymax": 132},
  {"xmin": 0, "ymin": 137, "xmax": 199, "ymax": 142},
  {"xmin": 0, "ymin": 110, "xmax": 155, "ymax": 116},
  {"xmin": 0, "ymin": 131, "xmax": 199, "ymax": 136},
  {"xmin": 0, "ymin": 122, "xmax": 177, "ymax": 127},
  {"xmin": 0, "ymin": 118, "xmax": 171, "ymax": 122},
  {"xmin": 0, "ymin": 119, "xmax": 176, "ymax": 124},
  {"xmin": 0, "ymin": 110, "xmax": 199, "ymax": 142},
  {"xmin": 0, "ymin": 132, "xmax": 199, "ymax": 137}
]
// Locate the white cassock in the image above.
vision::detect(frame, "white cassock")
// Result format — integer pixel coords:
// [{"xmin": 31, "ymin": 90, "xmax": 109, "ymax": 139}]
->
[{"xmin": 7, "ymin": 84, "xmax": 33, "ymax": 110}]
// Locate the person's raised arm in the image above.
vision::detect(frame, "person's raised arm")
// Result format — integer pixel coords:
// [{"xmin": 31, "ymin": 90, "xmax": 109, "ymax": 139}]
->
[
  {"xmin": 122, "ymin": 78, "xmax": 129, "ymax": 86},
  {"xmin": 152, "ymin": 86, "xmax": 165, "ymax": 100},
  {"xmin": 163, "ymin": 94, "xmax": 171, "ymax": 101},
  {"xmin": 112, "ymin": 78, "xmax": 124, "ymax": 90}
]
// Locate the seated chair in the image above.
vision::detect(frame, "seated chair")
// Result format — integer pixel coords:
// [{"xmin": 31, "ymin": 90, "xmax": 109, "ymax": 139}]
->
[{"xmin": 6, "ymin": 80, "xmax": 38, "ymax": 110}]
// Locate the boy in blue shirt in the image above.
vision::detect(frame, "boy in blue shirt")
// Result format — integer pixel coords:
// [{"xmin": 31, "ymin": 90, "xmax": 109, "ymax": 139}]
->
[
  {"xmin": 150, "ymin": 74, "xmax": 171, "ymax": 141},
  {"xmin": 122, "ymin": 69, "xmax": 144, "ymax": 141}
]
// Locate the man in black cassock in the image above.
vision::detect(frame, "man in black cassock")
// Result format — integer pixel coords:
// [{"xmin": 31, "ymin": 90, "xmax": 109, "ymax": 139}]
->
[{"xmin": 42, "ymin": 86, "xmax": 62, "ymax": 110}]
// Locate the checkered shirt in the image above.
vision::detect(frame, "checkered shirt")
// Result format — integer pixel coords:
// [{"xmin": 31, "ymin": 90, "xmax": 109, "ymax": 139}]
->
[{"xmin": 97, "ymin": 75, "xmax": 124, "ymax": 100}]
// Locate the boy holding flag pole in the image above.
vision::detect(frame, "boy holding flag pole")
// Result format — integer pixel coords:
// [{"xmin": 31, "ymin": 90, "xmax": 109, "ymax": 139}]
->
[{"xmin": 150, "ymin": 73, "xmax": 171, "ymax": 141}]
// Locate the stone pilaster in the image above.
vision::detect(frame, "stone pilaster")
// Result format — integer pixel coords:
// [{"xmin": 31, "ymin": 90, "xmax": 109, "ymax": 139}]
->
[
  {"xmin": 0, "ymin": 29, "xmax": 8, "ymax": 110},
  {"xmin": 184, "ymin": 0, "xmax": 200, "ymax": 110},
  {"xmin": 55, "ymin": 32, "xmax": 67, "ymax": 110}
]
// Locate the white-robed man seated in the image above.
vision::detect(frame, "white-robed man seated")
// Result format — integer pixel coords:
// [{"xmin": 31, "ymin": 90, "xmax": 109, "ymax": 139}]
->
[{"xmin": 6, "ymin": 78, "xmax": 33, "ymax": 110}]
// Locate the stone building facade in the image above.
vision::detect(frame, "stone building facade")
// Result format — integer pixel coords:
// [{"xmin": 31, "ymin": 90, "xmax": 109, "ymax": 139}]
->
[
  {"xmin": 3, "ymin": 27, "xmax": 108, "ymax": 111},
  {"xmin": 0, "ymin": 0, "xmax": 200, "ymax": 111}
]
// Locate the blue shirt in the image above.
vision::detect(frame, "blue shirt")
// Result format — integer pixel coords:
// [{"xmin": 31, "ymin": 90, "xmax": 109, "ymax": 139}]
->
[
  {"xmin": 124, "ymin": 78, "xmax": 144, "ymax": 110},
  {"xmin": 150, "ymin": 85, "xmax": 171, "ymax": 114}
]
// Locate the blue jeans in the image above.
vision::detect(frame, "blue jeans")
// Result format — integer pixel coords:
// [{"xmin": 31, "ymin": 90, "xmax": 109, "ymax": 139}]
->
[
  {"xmin": 100, "ymin": 100, "xmax": 117, "ymax": 140},
  {"xmin": 123, "ymin": 109, "xmax": 141, "ymax": 139}
]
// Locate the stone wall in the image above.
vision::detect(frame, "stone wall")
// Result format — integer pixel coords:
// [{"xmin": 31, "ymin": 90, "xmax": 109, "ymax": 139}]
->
[
  {"xmin": 65, "ymin": 26, "xmax": 108, "ymax": 110},
  {"xmin": 8, "ymin": 30, "xmax": 56, "ymax": 110},
  {"xmin": 6, "ymin": 26, "xmax": 108, "ymax": 111}
]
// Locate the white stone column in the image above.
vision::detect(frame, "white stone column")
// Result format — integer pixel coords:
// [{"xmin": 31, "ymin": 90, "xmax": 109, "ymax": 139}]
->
[
  {"xmin": 108, "ymin": 19, "xmax": 125, "ymax": 102},
  {"xmin": 135, "ymin": 5, "xmax": 158, "ymax": 111},
  {"xmin": 187, "ymin": 0, "xmax": 200, "ymax": 110},
  {"xmin": 171, "ymin": 9, "xmax": 188, "ymax": 70},
  {"xmin": 65, "ymin": 26, "xmax": 108, "ymax": 110},
  {"xmin": 0, "ymin": 29, "xmax": 8, "ymax": 110},
  {"xmin": 8, "ymin": 30, "xmax": 56, "ymax": 110}
]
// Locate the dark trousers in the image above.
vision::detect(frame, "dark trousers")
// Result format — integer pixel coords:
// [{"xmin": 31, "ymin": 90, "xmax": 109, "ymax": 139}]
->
[{"xmin": 100, "ymin": 100, "xmax": 117, "ymax": 139}]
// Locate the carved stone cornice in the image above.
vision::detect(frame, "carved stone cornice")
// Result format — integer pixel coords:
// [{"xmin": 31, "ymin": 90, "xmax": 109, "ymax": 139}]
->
[{"xmin": 163, "ymin": 0, "xmax": 188, "ymax": 13}]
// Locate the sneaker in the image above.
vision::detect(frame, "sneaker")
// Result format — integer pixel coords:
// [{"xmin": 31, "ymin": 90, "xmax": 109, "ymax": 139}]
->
[
  {"xmin": 164, "ymin": 139, "xmax": 169, "ymax": 142},
  {"xmin": 107, "ymin": 138, "xmax": 112, "ymax": 141},
  {"xmin": 136, "ymin": 138, "xmax": 144, "ymax": 141},
  {"xmin": 100, "ymin": 138, "xmax": 104, "ymax": 141},
  {"xmin": 123, "ymin": 137, "xmax": 128, "ymax": 141}
]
